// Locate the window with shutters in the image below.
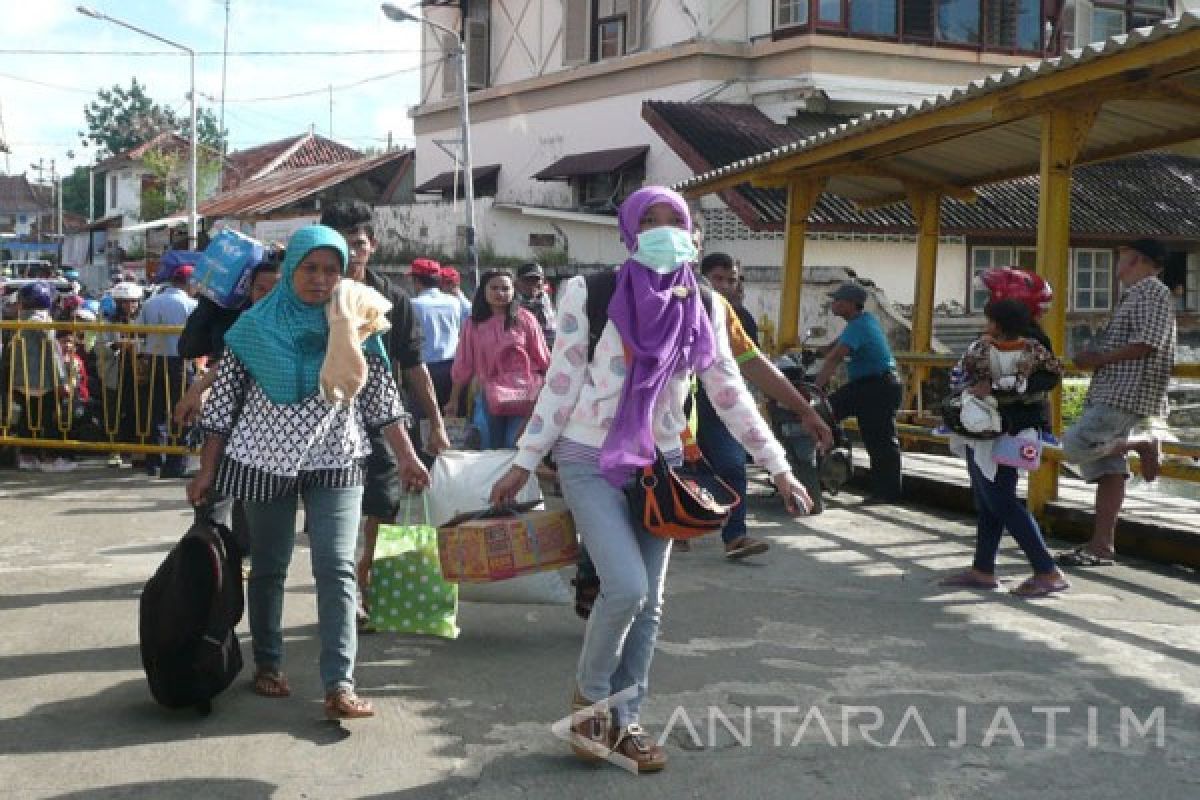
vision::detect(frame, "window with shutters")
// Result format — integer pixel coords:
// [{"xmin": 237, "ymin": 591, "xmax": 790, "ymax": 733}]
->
[
  {"xmin": 596, "ymin": 16, "xmax": 625, "ymax": 59},
  {"xmin": 968, "ymin": 246, "xmax": 1036, "ymax": 311},
  {"xmin": 1062, "ymin": 0, "xmax": 1171, "ymax": 49},
  {"xmin": 1070, "ymin": 248, "xmax": 1114, "ymax": 312},
  {"xmin": 591, "ymin": 0, "xmax": 641, "ymax": 61},
  {"xmin": 465, "ymin": 16, "xmax": 490, "ymax": 89},
  {"xmin": 562, "ymin": 0, "xmax": 643, "ymax": 65},
  {"xmin": 777, "ymin": 0, "xmax": 810, "ymax": 26},
  {"xmin": 575, "ymin": 164, "xmax": 643, "ymax": 211}
]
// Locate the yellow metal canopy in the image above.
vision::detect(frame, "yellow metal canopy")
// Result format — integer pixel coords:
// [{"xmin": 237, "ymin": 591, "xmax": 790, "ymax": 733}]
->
[{"xmin": 677, "ymin": 13, "xmax": 1200, "ymax": 515}]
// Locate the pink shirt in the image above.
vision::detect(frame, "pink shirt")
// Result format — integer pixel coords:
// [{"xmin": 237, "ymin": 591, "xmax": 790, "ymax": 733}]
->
[{"xmin": 451, "ymin": 307, "xmax": 551, "ymax": 387}]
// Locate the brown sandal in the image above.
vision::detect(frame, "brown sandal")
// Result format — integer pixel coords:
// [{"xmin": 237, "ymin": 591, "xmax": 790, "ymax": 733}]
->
[
  {"xmin": 324, "ymin": 688, "xmax": 375, "ymax": 720},
  {"xmin": 252, "ymin": 668, "xmax": 291, "ymax": 698},
  {"xmin": 569, "ymin": 688, "xmax": 610, "ymax": 764}
]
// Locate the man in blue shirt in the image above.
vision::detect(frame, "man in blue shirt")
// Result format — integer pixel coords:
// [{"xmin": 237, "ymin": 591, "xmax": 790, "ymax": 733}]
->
[
  {"xmin": 815, "ymin": 282, "xmax": 902, "ymax": 503},
  {"xmin": 139, "ymin": 263, "xmax": 199, "ymax": 478},
  {"xmin": 410, "ymin": 257, "xmax": 465, "ymax": 416}
]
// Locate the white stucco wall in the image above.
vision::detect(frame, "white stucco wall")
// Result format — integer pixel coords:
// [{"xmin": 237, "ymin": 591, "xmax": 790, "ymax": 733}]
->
[
  {"xmin": 375, "ymin": 198, "xmax": 630, "ymax": 268},
  {"xmin": 103, "ymin": 168, "xmax": 145, "ymax": 220},
  {"xmin": 421, "ymin": 1, "xmax": 749, "ymax": 103},
  {"xmin": 707, "ymin": 235, "xmax": 969, "ymax": 309},
  {"xmin": 414, "ymin": 78, "xmax": 708, "ymax": 205}
]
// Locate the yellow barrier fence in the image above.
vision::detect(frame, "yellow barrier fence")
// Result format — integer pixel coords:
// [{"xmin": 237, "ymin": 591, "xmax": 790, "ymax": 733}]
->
[
  {"xmin": 847, "ymin": 352, "xmax": 1200, "ymax": 516},
  {"xmin": 1, "ymin": 319, "xmax": 194, "ymax": 456}
]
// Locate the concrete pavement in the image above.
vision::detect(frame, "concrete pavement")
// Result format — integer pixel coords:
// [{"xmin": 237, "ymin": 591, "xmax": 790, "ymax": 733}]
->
[{"xmin": 2, "ymin": 467, "xmax": 1199, "ymax": 799}]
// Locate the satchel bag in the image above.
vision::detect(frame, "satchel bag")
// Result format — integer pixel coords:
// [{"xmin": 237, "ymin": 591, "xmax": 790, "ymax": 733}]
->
[
  {"xmin": 992, "ymin": 434, "xmax": 1044, "ymax": 471},
  {"xmin": 484, "ymin": 344, "xmax": 544, "ymax": 417},
  {"xmin": 626, "ymin": 448, "xmax": 741, "ymax": 541}
]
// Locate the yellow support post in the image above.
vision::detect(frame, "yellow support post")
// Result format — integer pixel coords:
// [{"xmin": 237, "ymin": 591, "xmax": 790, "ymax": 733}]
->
[
  {"xmin": 907, "ymin": 188, "xmax": 942, "ymax": 410},
  {"xmin": 1028, "ymin": 106, "xmax": 1095, "ymax": 517},
  {"xmin": 778, "ymin": 178, "xmax": 826, "ymax": 351}
]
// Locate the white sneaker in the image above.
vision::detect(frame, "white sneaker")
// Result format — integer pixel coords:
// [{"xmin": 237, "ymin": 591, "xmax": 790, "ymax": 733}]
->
[
  {"xmin": 17, "ymin": 454, "xmax": 37, "ymax": 471},
  {"xmin": 48, "ymin": 458, "xmax": 78, "ymax": 472},
  {"xmin": 107, "ymin": 454, "xmax": 126, "ymax": 468}
]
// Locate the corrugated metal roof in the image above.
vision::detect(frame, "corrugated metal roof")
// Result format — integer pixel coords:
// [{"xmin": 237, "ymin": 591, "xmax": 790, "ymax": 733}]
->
[
  {"xmin": 414, "ymin": 164, "xmax": 502, "ymax": 193},
  {"xmin": 532, "ymin": 146, "xmax": 649, "ymax": 180},
  {"xmin": 676, "ymin": 13, "xmax": 1200, "ymax": 205},
  {"xmin": 199, "ymin": 149, "xmax": 412, "ymax": 218},
  {"xmin": 647, "ymin": 98, "xmax": 1200, "ymax": 234}
]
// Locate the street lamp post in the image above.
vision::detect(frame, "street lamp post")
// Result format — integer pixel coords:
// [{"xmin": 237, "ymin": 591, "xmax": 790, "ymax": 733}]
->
[
  {"xmin": 77, "ymin": 6, "xmax": 198, "ymax": 251},
  {"xmin": 381, "ymin": 3, "xmax": 478, "ymax": 286}
]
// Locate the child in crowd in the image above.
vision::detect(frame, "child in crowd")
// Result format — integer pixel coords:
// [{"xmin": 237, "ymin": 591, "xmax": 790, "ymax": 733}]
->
[{"xmin": 942, "ymin": 299, "xmax": 1069, "ymax": 597}]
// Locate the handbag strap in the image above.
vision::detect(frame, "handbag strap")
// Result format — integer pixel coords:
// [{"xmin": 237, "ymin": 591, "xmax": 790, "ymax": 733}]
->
[{"xmin": 401, "ymin": 491, "xmax": 432, "ymax": 527}]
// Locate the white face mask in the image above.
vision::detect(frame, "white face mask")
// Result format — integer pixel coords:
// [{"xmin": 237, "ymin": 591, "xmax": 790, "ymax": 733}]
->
[{"xmin": 632, "ymin": 226, "xmax": 698, "ymax": 274}]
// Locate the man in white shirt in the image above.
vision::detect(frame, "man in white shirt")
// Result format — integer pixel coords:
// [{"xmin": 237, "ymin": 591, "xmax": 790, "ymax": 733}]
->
[{"xmin": 140, "ymin": 263, "xmax": 199, "ymax": 478}]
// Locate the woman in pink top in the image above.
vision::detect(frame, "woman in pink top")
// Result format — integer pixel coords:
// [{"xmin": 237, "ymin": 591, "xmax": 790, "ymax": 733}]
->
[{"xmin": 445, "ymin": 269, "xmax": 550, "ymax": 448}]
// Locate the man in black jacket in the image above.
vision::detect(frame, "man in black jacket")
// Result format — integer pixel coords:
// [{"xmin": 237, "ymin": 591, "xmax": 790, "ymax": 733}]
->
[{"xmin": 320, "ymin": 201, "xmax": 450, "ymax": 629}]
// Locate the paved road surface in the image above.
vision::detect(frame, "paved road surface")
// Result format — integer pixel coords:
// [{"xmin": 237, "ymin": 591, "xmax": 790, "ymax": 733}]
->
[{"xmin": 2, "ymin": 468, "xmax": 1198, "ymax": 799}]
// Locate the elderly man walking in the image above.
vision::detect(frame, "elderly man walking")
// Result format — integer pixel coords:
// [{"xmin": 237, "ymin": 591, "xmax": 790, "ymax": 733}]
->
[{"xmin": 1058, "ymin": 238, "xmax": 1176, "ymax": 567}]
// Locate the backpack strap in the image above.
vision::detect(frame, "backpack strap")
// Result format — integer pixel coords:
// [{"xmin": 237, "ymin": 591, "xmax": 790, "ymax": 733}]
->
[
  {"xmin": 584, "ymin": 271, "xmax": 618, "ymax": 364},
  {"xmin": 585, "ymin": 271, "xmax": 714, "ymax": 363}
]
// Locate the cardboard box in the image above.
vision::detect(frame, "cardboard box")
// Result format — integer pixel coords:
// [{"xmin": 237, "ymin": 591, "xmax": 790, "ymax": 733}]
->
[
  {"xmin": 194, "ymin": 230, "xmax": 264, "ymax": 309},
  {"xmin": 438, "ymin": 509, "xmax": 579, "ymax": 583}
]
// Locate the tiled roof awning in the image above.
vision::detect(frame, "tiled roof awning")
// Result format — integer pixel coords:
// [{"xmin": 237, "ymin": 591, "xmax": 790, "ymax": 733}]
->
[
  {"xmin": 643, "ymin": 100, "xmax": 1200, "ymax": 237},
  {"xmin": 414, "ymin": 164, "xmax": 501, "ymax": 193},
  {"xmin": 532, "ymin": 146, "xmax": 649, "ymax": 181}
]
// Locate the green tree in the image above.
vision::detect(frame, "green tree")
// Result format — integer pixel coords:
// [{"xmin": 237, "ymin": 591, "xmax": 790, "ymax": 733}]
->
[
  {"xmin": 78, "ymin": 77, "xmax": 226, "ymax": 158},
  {"xmin": 60, "ymin": 165, "xmax": 105, "ymax": 218},
  {"xmin": 140, "ymin": 149, "xmax": 221, "ymax": 220}
]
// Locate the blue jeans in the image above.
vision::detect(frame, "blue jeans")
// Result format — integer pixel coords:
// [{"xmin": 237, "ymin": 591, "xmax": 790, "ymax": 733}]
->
[
  {"xmin": 696, "ymin": 389, "xmax": 748, "ymax": 545},
  {"xmin": 144, "ymin": 355, "xmax": 188, "ymax": 475},
  {"xmin": 966, "ymin": 451, "xmax": 1056, "ymax": 575},
  {"xmin": 558, "ymin": 459, "xmax": 672, "ymax": 726},
  {"xmin": 472, "ymin": 389, "xmax": 524, "ymax": 449},
  {"xmin": 244, "ymin": 483, "xmax": 364, "ymax": 693}
]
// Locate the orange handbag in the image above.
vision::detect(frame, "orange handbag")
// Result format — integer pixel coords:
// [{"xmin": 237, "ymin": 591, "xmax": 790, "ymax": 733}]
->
[{"xmin": 626, "ymin": 447, "xmax": 741, "ymax": 541}]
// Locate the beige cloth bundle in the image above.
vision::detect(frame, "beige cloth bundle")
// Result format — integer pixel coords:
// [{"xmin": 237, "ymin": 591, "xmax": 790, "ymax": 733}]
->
[{"xmin": 320, "ymin": 280, "xmax": 392, "ymax": 406}]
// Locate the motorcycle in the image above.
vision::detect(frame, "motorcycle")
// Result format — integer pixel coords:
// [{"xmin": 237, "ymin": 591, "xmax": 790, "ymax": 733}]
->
[{"xmin": 766, "ymin": 327, "xmax": 853, "ymax": 514}]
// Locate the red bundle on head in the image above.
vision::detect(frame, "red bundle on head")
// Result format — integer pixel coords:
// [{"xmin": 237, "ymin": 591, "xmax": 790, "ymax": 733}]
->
[{"xmin": 978, "ymin": 267, "xmax": 1052, "ymax": 319}]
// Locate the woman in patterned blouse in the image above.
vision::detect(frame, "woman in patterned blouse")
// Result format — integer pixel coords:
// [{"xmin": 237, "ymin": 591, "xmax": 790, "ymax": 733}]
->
[{"xmin": 187, "ymin": 225, "xmax": 429, "ymax": 721}]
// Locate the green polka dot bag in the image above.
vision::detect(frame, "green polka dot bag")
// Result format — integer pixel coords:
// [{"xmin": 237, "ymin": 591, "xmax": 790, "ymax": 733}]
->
[{"xmin": 368, "ymin": 493, "xmax": 460, "ymax": 639}]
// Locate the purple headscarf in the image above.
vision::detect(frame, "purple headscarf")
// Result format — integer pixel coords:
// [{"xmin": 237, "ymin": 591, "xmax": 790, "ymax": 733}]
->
[{"xmin": 598, "ymin": 186, "xmax": 716, "ymax": 487}]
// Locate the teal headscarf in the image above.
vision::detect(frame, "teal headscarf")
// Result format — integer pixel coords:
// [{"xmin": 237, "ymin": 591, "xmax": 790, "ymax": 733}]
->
[{"xmin": 223, "ymin": 224, "xmax": 387, "ymax": 405}]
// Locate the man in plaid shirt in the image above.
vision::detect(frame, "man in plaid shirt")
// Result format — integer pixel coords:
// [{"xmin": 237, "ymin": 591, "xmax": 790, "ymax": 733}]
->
[{"xmin": 1058, "ymin": 238, "xmax": 1176, "ymax": 567}]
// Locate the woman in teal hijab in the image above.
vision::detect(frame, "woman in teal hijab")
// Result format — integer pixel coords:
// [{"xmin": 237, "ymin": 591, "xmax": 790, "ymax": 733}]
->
[
  {"xmin": 188, "ymin": 225, "xmax": 429, "ymax": 720},
  {"xmin": 223, "ymin": 224, "xmax": 386, "ymax": 404}
]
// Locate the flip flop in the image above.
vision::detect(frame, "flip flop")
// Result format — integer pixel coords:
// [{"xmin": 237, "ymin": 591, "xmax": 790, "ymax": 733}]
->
[
  {"xmin": 1056, "ymin": 547, "xmax": 1114, "ymax": 567},
  {"xmin": 252, "ymin": 668, "xmax": 291, "ymax": 698},
  {"xmin": 724, "ymin": 537, "xmax": 769, "ymax": 560},
  {"xmin": 1011, "ymin": 577, "xmax": 1070, "ymax": 598},
  {"xmin": 937, "ymin": 571, "xmax": 1001, "ymax": 590}
]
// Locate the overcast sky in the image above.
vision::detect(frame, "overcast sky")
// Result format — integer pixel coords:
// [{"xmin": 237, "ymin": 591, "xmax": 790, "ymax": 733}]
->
[{"xmin": 1, "ymin": 0, "xmax": 427, "ymax": 182}]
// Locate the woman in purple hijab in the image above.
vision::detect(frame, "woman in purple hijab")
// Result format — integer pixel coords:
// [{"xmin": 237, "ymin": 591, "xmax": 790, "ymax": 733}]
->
[{"xmin": 490, "ymin": 186, "xmax": 809, "ymax": 773}]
